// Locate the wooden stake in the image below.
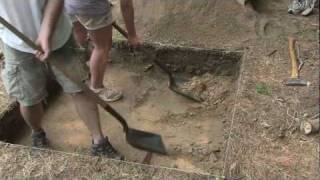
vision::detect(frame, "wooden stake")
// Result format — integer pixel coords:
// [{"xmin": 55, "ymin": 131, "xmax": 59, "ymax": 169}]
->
[{"xmin": 300, "ymin": 119, "xmax": 320, "ymax": 135}]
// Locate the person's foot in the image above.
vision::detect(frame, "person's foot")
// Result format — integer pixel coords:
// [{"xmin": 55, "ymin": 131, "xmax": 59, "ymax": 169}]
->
[
  {"xmin": 91, "ymin": 137, "xmax": 124, "ymax": 160},
  {"xmin": 288, "ymin": 0, "xmax": 317, "ymax": 15},
  {"xmin": 31, "ymin": 130, "xmax": 49, "ymax": 148},
  {"xmin": 301, "ymin": 0, "xmax": 319, "ymax": 15},
  {"xmin": 288, "ymin": 0, "xmax": 308, "ymax": 14},
  {"xmin": 91, "ymin": 87, "xmax": 123, "ymax": 102}
]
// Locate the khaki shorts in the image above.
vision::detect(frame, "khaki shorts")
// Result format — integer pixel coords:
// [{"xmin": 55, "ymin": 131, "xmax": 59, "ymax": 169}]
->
[
  {"xmin": 69, "ymin": 11, "xmax": 114, "ymax": 31},
  {"xmin": 1, "ymin": 38, "xmax": 88, "ymax": 107}
]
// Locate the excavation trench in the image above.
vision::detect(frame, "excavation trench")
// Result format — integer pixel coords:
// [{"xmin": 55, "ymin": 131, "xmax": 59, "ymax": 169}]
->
[{"xmin": 0, "ymin": 42, "xmax": 243, "ymax": 174}]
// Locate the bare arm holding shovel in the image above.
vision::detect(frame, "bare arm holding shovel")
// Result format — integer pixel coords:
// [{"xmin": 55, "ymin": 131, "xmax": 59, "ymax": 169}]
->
[
  {"xmin": 120, "ymin": 0, "xmax": 141, "ymax": 48},
  {"xmin": 35, "ymin": 0, "xmax": 64, "ymax": 61}
]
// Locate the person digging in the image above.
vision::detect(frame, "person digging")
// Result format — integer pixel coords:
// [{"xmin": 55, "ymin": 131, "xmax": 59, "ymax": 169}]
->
[
  {"xmin": 65, "ymin": 0, "xmax": 141, "ymax": 102},
  {"xmin": 0, "ymin": 0, "xmax": 123, "ymax": 160}
]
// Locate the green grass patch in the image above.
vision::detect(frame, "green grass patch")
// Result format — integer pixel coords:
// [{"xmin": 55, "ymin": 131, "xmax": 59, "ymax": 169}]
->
[{"xmin": 256, "ymin": 83, "xmax": 271, "ymax": 96}]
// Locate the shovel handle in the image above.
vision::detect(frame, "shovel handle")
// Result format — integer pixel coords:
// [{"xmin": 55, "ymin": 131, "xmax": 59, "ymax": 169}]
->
[
  {"xmin": 0, "ymin": 16, "xmax": 41, "ymax": 51},
  {"xmin": 0, "ymin": 16, "xmax": 130, "ymax": 132},
  {"xmin": 112, "ymin": 22, "xmax": 129, "ymax": 39},
  {"xmin": 112, "ymin": 23, "xmax": 175, "ymax": 85}
]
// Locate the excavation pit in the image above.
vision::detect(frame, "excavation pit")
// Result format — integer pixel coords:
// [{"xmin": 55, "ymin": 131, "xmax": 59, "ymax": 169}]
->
[{"xmin": 0, "ymin": 41, "xmax": 243, "ymax": 175}]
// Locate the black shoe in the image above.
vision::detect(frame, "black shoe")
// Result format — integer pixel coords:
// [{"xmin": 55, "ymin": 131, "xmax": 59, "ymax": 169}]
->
[
  {"xmin": 91, "ymin": 137, "xmax": 124, "ymax": 160},
  {"xmin": 31, "ymin": 130, "xmax": 49, "ymax": 148}
]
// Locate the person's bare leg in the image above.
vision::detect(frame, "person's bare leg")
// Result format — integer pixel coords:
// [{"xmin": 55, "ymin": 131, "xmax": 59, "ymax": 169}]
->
[
  {"xmin": 73, "ymin": 21, "xmax": 89, "ymax": 48},
  {"xmin": 72, "ymin": 93, "xmax": 123, "ymax": 159},
  {"xmin": 20, "ymin": 103, "xmax": 44, "ymax": 132},
  {"xmin": 71, "ymin": 92, "xmax": 104, "ymax": 144},
  {"xmin": 88, "ymin": 25, "xmax": 112, "ymax": 89}
]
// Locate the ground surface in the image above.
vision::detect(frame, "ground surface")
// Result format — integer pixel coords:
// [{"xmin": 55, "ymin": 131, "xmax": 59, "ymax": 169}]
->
[
  {"xmin": 0, "ymin": 0, "xmax": 319, "ymax": 179},
  {"xmin": 0, "ymin": 142, "xmax": 215, "ymax": 179},
  {"xmin": 127, "ymin": 1, "xmax": 319, "ymax": 179}
]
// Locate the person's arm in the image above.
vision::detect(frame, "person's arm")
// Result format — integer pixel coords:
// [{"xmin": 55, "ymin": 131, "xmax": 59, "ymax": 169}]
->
[
  {"xmin": 35, "ymin": 0, "xmax": 64, "ymax": 61},
  {"xmin": 120, "ymin": 0, "xmax": 140, "ymax": 47}
]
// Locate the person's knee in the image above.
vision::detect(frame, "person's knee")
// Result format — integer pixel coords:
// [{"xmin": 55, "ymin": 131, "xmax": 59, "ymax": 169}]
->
[
  {"xmin": 92, "ymin": 46, "xmax": 110, "ymax": 57},
  {"xmin": 73, "ymin": 22, "xmax": 89, "ymax": 46}
]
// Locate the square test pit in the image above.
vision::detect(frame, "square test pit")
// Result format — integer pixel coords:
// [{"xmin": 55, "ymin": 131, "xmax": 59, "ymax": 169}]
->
[{"xmin": 0, "ymin": 41, "xmax": 243, "ymax": 175}]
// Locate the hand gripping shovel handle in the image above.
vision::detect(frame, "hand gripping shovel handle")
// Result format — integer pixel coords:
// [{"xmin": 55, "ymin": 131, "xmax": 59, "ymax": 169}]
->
[
  {"xmin": 112, "ymin": 22, "xmax": 129, "ymax": 39},
  {"xmin": 0, "ymin": 16, "xmax": 129, "ymax": 132},
  {"xmin": 113, "ymin": 23, "xmax": 203, "ymax": 102}
]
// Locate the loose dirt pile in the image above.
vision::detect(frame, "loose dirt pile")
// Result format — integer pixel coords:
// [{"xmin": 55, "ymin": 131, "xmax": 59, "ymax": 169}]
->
[{"xmin": 181, "ymin": 73, "xmax": 232, "ymax": 105}]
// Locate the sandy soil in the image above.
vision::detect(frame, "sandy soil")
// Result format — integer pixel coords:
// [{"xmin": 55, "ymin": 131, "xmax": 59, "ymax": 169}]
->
[
  {"xmin": 15, "ymin": 49, "xmax": 236, "ymax": 175},
  {"xmin": 128, "ymin": 0, "xmax": 320, "ymax": 179}
]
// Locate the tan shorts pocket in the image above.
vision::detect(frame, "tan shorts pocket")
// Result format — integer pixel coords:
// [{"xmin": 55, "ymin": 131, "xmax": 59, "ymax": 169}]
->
[{"xmin": 1, "ymin": 64, "xmax": 24, "ymax": 99}]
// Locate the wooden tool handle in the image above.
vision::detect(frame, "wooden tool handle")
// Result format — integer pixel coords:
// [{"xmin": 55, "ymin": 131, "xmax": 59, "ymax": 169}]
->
[
  {"xmin": 0, "ymin": 16, "xmax": 41, "ymax": 51},
  {"xmin": 112, "ymin": 22, "xmax": 129, "ymax": 39},
  {"xmin": 288, "ymin": 37, "xmax": 299, "ymax": 79}
]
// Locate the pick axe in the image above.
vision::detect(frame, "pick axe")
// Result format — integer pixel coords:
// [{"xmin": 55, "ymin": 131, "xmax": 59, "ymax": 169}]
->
[{"xmin": 286, "ymin": 37, "xmax": 309, "ymax": 86}]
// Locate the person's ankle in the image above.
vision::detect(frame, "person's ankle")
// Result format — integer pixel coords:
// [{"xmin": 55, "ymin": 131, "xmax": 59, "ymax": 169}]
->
[
  {"xmin": 90, "ymin": 85, "xmax": 104, "ymax": 90},
  {"xmin": 32, "ymin": 128, "xmax": 44, "ymax": 134}
]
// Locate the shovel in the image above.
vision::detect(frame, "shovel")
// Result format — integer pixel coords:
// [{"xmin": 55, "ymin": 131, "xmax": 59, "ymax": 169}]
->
[
  {"xmin": 0, "ymin": 16, "xmax": 167, "ymax": 155},
  {"xmin": 112, "ymin": 22, "xmax": 203, "ymax": 102}
]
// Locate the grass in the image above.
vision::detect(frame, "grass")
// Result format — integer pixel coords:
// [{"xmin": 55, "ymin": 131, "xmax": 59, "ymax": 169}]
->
[{"xmin": 255, "ymin": 83, "xmax": 271, "ymax": 96}]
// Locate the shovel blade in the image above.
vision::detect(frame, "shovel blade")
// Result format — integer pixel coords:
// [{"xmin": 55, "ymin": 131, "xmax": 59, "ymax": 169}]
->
[{"xmin": 126, "ymin": 128, "xmax": 167, "ymax": 155}]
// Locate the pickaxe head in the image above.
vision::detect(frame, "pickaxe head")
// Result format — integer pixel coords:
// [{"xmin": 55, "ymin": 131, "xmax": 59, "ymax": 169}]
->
[{"xmin": 286, "ymin": 78, "xmax": 309, "ymax": 86}]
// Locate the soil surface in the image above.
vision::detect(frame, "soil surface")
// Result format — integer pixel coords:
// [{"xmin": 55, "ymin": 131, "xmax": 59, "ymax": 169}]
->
[{"xmin": 119, "ymin": 0, "xmax": 320, "ymax": 179}]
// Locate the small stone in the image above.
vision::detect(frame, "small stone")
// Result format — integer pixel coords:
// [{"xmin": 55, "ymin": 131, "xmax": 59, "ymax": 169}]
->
[
  {"xmin": 276, "ymin": 97, "xmax": 285, "ymax": 103},
  {"xmin": 261, "ymin": 121, "xmax": 272, "ymax": 129},
  {"xmin": 144, "ymin": 64, "xmax": 153, "ymax": 72}
]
